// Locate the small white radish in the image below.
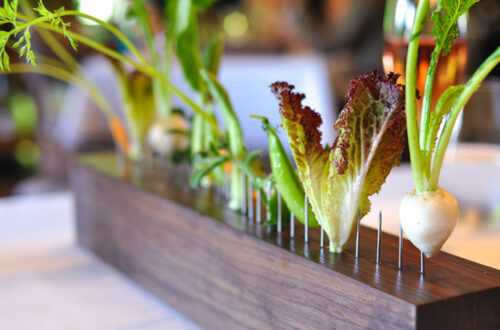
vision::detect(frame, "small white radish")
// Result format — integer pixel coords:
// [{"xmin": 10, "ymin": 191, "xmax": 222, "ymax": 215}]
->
[
  {"xmin": 147, "ymin": 114, "xmax": 189, "ymax": 156},
  {"xmin": 399, "ymin": 188, "xmax": 458, "ymax": 257}
]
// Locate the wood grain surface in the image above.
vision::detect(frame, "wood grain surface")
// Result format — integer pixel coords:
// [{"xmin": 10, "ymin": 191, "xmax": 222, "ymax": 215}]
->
[{"xmin": 71, "ymin": 153, "xmax": 500, "ymax": 330}]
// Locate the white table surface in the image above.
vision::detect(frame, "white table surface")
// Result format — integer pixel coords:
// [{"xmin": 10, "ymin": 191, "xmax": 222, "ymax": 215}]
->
[{"xmin": 0, "ymin": 192, "xmax": 201, "ymax": 330}]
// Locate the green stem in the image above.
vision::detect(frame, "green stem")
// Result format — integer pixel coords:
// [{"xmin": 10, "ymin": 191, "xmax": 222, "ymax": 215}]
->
[
  {"xmin": 16, "ymin": 17, "xmax": 221, "ymax": 135},
  {"xmin": 430, "ymin": 46, "xmax": 500, "ymax": 188},
  {"xmin": 420, "ymin": 43, "xmax": 442, "ymax": 149},
  {"xmin": 5, "ymin": 63, "xmax": 114, "ymax": 117},
  {"xmin": 19, "ymin": 0, "xmax": 79, "ymax": 69},
  {"xmin": 18, "ymin": 11, "xmax": 149, "ymax": 67},
  {"xmin": 30, "ymin": 20, "xmax": 148, "ymax": 72},
  {"xmin": 130, "ymin": 0, "xmax": 171, "ymax": 119},
  {"xmin": 405, "ymin": 0, "xmax": 430, "ymax": 193}
]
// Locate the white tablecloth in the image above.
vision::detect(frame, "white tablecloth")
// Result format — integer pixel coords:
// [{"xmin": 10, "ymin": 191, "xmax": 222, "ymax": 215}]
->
[{"xmin": 0, "ymin": 192, "xmax": 201, "ymax": 330}]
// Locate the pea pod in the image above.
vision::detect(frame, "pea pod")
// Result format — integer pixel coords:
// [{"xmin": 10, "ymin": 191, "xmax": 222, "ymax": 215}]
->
[{"xmin": 254, "ymin": 116, "xmax": 319, "ymax": 227}]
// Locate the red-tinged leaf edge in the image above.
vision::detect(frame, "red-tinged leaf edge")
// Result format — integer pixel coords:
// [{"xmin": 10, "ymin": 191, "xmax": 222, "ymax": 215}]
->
[
  {"xmin": 270, "ymin": 82, "xmax": 323, "ymax": 153},
  {"xmin": 332, "ymin": 70, "xmax": 406, "ymax": 174}
]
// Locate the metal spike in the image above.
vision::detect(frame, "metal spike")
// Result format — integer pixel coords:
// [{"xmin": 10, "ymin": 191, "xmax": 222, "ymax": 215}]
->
[
  {"xmin": 256, "ymin": 187, "xmax": 261, "ymax": 223},
  {"xmin": 420, "ymin": 251, "xmax": 425, "ymax": 275},
  {"xmin": 320, "ymin": 227, "xmax": 324, "ymax": 248},
  {"xmin": 355, "ymin": 209, "xmax": 360, "ymax": 259},
  {"xmin": 398, "ymin": 223, "xmax": 403, "ymax": 270},
  {"xmin": 277, "ymin": 189, "xmax": 282, "ymax": 233},
  {"xmin": 290, "ymin": 212, "xmax": 294, "ymax": 238},
  {"xmin": 376, "ymin": 210, "xmax": 382, "ymax": 265},
  {"xmin": 248, "ymin": 178, "xmax": 253, "ymax": 220},
  {"xmin": 304, "ymin": 196, "xmax": 309, "ymax": 243},
  {"xmin": 241, "ymin": 173, "xmax": 246, "ymax": 215}
]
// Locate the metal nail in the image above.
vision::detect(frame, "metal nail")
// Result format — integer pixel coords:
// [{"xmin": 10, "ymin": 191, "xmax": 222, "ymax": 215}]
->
[
  {"xmin": 320, "ymin": 227, "xmax": 324, "ymax": 248},
  {"xmin": 420, "ymin": 251, "xmax": 425, "ymax": 275},
  {"xmin": 376, "ymin": 210, "xmax": 382, "ymax": 265},
  {"xmin": 398, "ymin": 223, "xmax": 403, "ymax": 270},
  {"xmin": 290, "ymin": 212, "xmax": 294, "ymax": 238},
  {"xmin": 256, "ymin": 187, "xmax": 261, "ymax": 223},
  {"xmin": 277, "ymin": 189, "xmax": 282, "ymax": 233},
  {"xmin": 304, "ymin": 196, "xmax": 309, "ymax": 243},
  {"xmin": 355, "ymin": 209, "xmax": 360, "ymax": 259}
]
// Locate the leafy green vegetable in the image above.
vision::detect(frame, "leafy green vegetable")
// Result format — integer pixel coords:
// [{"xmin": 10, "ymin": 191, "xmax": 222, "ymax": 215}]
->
[
  {"xmin": 253, "ymin": 115, "xmax": 319, "ymax": 227},
  {"xmin": 272, "ymin": 71, "xmax": 406, "ymax": 252},
  {"xmin": 406, "ymin": 0, "xmax": 500, "ymax": 193},
  {"xmin": 0, "ymin": 0, "xmax": 76, "ymax": 70},
  {"xmin": 202, "ymin": 33, "xmax": 224, "ymax": 75},
  {"xmin": 420, "ymin": 0, "xmax": 478, "ymax": 145},
  {"xmin": 201, "ymin": 69, "xmax": 246, "ymax": 210},
  {"xmin": 189, "ymin": 153, "xmax": 230, "ymax": 188},
  {"xmin": 111, "ymin": 62, "xmax": 156, "ymax": 159},
  {"xmin": 176, "ymin": 9, "xmax": 202, "ymax": 91}
]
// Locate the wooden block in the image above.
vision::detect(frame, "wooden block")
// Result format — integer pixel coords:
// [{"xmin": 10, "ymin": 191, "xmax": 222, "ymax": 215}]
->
[{"xmin": 71, "ymin": 153, "xmax": 500, "ymax": 330}]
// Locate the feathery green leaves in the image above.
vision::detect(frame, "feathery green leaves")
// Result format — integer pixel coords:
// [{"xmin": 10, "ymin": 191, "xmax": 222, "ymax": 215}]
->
[{"xmin": 35, "ymin": 1, "xmax": 77, "ymax": 51}]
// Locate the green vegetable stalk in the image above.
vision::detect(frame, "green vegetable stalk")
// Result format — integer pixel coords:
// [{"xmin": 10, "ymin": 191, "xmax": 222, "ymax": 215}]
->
[
  {"xmin": 111, "ymin": 62, "xmax": 156, "ymax": 159},
  {"xmin": 406, "ymin": 0, "xmax": 500, "ymax": 193},
  {"xmin": 129, "ymin": 0, "xmax": 172, "ymax": 119},
  {"xmin": 201, "ymin": 69, "xmax": 246, "ymax": 210},
  {"xmin": 252, "ymin": 115, "xmax": 319, "ymax": 227}
]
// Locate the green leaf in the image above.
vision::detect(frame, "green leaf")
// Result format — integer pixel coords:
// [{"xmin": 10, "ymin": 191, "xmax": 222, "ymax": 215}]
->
[
  {"xmin": 4, "ymin": 0, "xmax": 18, "ymax": 23},
  {"xmin": 1, "ymin": 51, "xmax": 10, "ymax": 71},
  {"xmin": 426, "ymin": 84, "xmax": 464, "ymax": 152},
  {"xmin": 244, "ymin": 150, "xmax": 261, "ymax": 168},
  {"xmin": 200, "ymin": 69, "xmax": 245, "ymax": 158},
  {"xmin": 166, "ymin": 0, "xmax": 193, "ymax": 40},
  {"xmin": 175, "ymin": 8, "xmax": 202, "ymax": 91},
  {"xmin": 189, "ymin": 154, "xmax": 229, "ymax": 188},
  {"xmin": 431, "ymin": 0, "xmax": 478, "ymax": 56},
  {"xmin": 202, "ymin": 33, "xmax": 223, "ymax": 75},
  {"xmin": 272, "ymin": 72, "xmax": 406, "ymax": 252},
  {"xmin": 111, "ymin": 61, "xmax": 155, "ymax": 153},
  {"xmin": 271, "ymin": 82, "xmax": 328, "ymax": 234},
  {"xmin": 34, "ymin": 1, "xmax": 78, "ymax": 51},
  {"xmin": 200, "ymin": 68, "xmax": 245, "ymax": 210},
  {"xmin": 192, "ymin": 0, "xmax": 219, "ymax": 9}
]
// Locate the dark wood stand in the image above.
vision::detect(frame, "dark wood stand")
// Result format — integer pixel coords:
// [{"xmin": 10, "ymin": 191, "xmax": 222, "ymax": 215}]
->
[{"xmin": 71, "ymin": 153, "xmax": 500, "ymax": 330}]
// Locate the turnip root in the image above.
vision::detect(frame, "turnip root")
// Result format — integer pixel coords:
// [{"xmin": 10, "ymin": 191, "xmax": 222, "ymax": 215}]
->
[
  {"xmin": 399, "ymin": 188, "xmax": 458, "ymax": 257},
  {"xmin": 147, "ymin": 113, "xmax": 189, "ymax": 156}
]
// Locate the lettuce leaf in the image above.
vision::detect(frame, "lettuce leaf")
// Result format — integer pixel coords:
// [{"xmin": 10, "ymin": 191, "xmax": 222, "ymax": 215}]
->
[{"xmin": 271, "ymin": 71, "xmax": 406, "ymax": 252}]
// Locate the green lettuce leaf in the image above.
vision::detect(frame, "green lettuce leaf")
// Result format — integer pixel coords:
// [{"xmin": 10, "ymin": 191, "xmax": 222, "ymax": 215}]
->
[{"xmin": 271, "ymin": 71, "xmax": 406, "ymax": 252}]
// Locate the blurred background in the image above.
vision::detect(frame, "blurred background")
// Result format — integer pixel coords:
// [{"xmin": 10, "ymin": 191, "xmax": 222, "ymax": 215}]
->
[{"xmin": 0, "ymin": 0, "xmax": 499, "ymax": 196}]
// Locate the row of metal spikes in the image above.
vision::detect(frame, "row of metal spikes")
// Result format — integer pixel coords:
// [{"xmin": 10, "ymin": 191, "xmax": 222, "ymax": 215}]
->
[
  {"xmin": 217, "ymin": 172, "xmax": 426, "ymax": 275},
  {"xmin": 135, "ymin": 152, "xmax": 426, "ymax": 275}
]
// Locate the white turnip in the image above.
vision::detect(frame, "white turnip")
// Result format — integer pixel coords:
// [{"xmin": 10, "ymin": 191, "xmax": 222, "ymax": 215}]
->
[
  {"xmin": 402, "ymin": 0, "xmax": 499, "ymax": 257},
  {"xmin": 399, "ymin": 188, "xmax": 458, "ymax": 257}
]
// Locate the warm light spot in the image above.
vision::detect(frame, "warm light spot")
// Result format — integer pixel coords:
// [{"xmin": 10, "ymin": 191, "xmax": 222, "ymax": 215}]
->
[
  {"xmin": 77, "ymin": 0, "xmax": 114, "ymax": 25},
  {"xmin": 223, "ymin": 11, "xmax": 248, "ymax": 38}
]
